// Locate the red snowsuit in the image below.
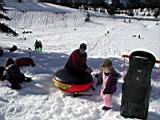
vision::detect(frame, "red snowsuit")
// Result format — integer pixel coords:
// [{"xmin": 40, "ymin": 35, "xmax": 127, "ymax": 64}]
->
[{"xmin": 65, "ymin": 49, "xmax": 88, "ymax": 76}]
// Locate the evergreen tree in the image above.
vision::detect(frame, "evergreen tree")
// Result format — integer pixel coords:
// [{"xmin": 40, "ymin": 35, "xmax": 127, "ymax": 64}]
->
[
  {"xmin": 145, "ymin": 0, "xmax": 160, "ymax": 8},
  {"xmin": 0, "ymin": 3, "xmax": 18, "ymax": 36}
]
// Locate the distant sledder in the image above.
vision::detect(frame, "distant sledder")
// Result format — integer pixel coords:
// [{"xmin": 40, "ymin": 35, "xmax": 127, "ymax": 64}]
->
[
  {"xmin": 8, "ymin": 45, "xmax": 18, "ymax": 52},
  {"xmin": 53, "ymin": 43, "xmax": 94, "ymax": 96},
  {"xmin": 85, "ymin": 12, "xmax": 90, "ymax": 22},
  {"xmin": 34, "ymin": 39, "xmax": 42, "ymax": 52},
  {"xmin": 0, "ymin": 45, "xmax": 18, "ymax": 57}
]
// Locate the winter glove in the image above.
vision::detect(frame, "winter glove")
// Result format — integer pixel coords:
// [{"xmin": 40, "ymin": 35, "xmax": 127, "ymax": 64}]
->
[
  {"xmin": 91, "ymin": 85, "xmax": 96, "ymax": 91},
  {"xmin": 24, "ymin": 77, "xmax": 32, "ymax": 82},
  {"xmin": 95, "ymin": 73, "xmax": 99, "ymax": 78},
  {"xmin": 85, "ymin": 67, "xmax": 93, "ymax": 73}
]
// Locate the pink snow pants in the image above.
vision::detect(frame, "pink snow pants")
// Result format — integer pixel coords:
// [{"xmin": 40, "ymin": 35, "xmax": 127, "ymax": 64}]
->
[{"xmin": 100, "ymin": 73, "xmax": 112, "ymax": 108}]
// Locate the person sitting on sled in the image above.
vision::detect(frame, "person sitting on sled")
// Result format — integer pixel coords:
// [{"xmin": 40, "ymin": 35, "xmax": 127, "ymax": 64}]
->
[
  {"xmin": 100, "ymin": 58, "xmax": 120, "ymax": 111},
  {"xmin": 3, "ymin": 58, "xmax": 32, "ymax": 90},
  {"xmin": 65, "ymin": 43, "xmax": 92, "ymax": 77}
]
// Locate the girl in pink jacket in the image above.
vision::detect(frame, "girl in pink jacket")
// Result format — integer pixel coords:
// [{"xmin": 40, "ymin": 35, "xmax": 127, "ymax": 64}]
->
[{"xmin": 100, "ymin": 59, "xmax": 120, "ymax": 111}]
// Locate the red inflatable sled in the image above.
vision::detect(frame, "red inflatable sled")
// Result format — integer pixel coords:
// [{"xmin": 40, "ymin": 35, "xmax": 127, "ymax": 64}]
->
[{"xmin": 53, "ymin": 69, "xmax": 94, "ymax": 93}]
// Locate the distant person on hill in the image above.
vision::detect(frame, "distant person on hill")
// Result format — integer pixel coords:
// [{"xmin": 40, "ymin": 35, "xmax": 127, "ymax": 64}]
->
[
  {"xmin": 128, "ymin": 19, "xmax": 131, "ymax": 23},
  {"xmin": 65, "ymin": 43, "xmax": 92, "ymax": 77},
  {"xmin": 3, "ymin": 58, "xmax": 31, "ymax": 90},
  {"xmin": 85, "ymin": 11, "xmax": 90, "ymax": 22},
  {"xmin": 86, "ymin": 11, "xmax": 90, "ymax": 18},
  {"xmin": 9, "ymin": 45, "xmax": 17, "ymax": 52},
  {"xmin": 138, "ymin": 34, "xmax": 141, "ymax": 39},
  {"xmin": 34, "ymin": 39, "xmax": 39, "ymax": 50},
  {"xmin": 34, "ymin": 39, "xmax": 42, "ymax": 52}
]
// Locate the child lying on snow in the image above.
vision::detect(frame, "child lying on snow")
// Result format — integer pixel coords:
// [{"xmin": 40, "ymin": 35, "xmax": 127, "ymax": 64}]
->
[
  {"xmin": 2, "ymin": 58, "xmax": 32, "ymax": 90},
  {"xmin": 99, "ymin": 58, "xmax": 121, "ymax": 111}
]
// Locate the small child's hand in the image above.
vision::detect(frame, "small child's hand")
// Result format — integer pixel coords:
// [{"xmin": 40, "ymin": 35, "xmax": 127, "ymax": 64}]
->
[{"xmin": 95, "ymin": 73, "xmax": 99, "ymax": 78}]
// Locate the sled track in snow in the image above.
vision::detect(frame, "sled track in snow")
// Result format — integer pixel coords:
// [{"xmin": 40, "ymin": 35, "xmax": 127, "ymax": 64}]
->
[
  {"xmin": 7, "ymin": 11, "xmax": 84, "ymax": 30},
  {"xmin": 88, "ymin": 34, "xmax": 113, "ymax": 57}
]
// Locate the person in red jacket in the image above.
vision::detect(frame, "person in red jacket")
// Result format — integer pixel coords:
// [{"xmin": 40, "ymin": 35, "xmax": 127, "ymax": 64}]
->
[{"xmin": 65, "ymin": 43, "xmax": 92, "ymax": 77}]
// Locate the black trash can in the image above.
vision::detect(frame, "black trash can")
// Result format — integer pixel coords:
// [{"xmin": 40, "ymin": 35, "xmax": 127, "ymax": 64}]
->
[{"xmin": 120, "ymin": 51, "xmax": 156, "ymax": 120}]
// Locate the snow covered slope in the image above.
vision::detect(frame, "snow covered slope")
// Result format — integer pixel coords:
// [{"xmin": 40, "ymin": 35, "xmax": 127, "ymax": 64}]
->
[{"xmin": 5, "ymin": 0, "xmax": 76, "ymax": 12}]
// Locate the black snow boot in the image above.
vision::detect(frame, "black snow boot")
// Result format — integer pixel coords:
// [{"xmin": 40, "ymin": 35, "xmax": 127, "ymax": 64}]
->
[
  {"xmin": 11, "ymin": 84, "xmax": 22, "ymax": 90},
  {"xmin": 102, "ymin": 106, "xmax": 111, "ymax": 111}
]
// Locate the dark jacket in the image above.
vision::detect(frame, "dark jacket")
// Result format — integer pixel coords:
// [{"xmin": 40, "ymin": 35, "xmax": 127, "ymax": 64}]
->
[
  {"xmin": 4, "ymin": 64, "xmax": 25, "ymax": 84},
  {"xmin": 103, "ymin": 69, "xmax": 120, "ymax": 94},
  {"xmin": 35, "ymin": 40, "xmax": 42, "ymax": 49},
  {"xmin": 65, "ymin": 49, "xmax": 88, "ymax": 75},
  {"xmin": 0, "ymin": 66, "xmax": 5, "ymax": 81},
  {"xmin": 0, "ymin": 47, "xmax": 4, "ymax": 56}
]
